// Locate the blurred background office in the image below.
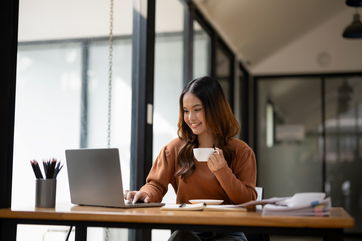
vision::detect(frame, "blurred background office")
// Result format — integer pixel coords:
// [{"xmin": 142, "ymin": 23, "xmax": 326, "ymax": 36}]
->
[{"xmin": 8, "ymin": 0, "xmax": 362, "ymax": 240}]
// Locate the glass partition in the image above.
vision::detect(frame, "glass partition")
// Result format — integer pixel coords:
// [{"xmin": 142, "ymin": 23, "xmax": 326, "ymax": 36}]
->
[
  {"xmin": 257, "ymin": 78, "xmax": 323, "ymax": 197},
  {"xmin": 215, "ymin": 46, "xmax": 234, "ymax": 109},
  {"xmin": 153, "ymin": 0, "xmax": 183, "ymax": 240},
  {"xmin": 324, "ymin": 76, "xmax": 362, "ymax": 233},
  {"xmin": 193, "ymin": 20, "xmax": 211, "ymax": 78},
  {"xmin": 257, "ymin": 75, "xmax": 362, "ymax": 234},
  {"xmin": 15, "ymin": 41, "xmax": 82, "ymax": 240},
  {"xmin": 15, "ymin": 0, "xmax": 133, "ymax": 240},
  {"xmin": 88, "ymin": 38, "xmax": 132, "ymax": 186}
]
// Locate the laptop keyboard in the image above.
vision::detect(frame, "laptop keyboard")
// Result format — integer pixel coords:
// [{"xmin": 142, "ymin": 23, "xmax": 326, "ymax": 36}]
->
[{"xmin": 125, "ymin": 202, "xmax": 164, "ymax": 208}]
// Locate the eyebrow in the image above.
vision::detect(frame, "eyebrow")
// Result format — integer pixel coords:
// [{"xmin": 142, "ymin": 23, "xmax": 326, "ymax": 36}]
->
[{"xmin": 184, "ymin": 104, "xmax": 202, "ymax": 109}]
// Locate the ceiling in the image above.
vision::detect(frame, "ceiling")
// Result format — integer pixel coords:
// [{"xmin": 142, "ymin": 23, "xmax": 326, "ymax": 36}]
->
[
  {"xmin": 191, "ymin": 0, "xmax": 362, "ymax": 131},
  {"xmin": 192, "ymin": 0, "xmax": 354, "ymax": 72}
]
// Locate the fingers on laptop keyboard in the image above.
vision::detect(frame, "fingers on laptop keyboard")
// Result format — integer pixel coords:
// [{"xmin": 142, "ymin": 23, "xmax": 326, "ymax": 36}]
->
[
  {"xmin": 125, "ymin": 190, "xmax": 136, "ymax": 202},
  {"xmin": 133, "ymin": 191, "xmax": 150, "ymax": 204},
  {"xmin": 124, "ymin": 190, "xmax": 130, "ymax": 200}
]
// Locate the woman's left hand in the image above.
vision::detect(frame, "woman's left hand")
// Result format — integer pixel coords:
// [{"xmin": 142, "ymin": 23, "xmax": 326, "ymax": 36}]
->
[{"xmin": 207, "ymin": 147, "xmax": 227, "ymax": 172}]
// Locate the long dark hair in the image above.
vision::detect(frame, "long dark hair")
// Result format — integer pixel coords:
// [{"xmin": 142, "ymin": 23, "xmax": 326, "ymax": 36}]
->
[{"xmin": 176, "ymin": 76, "xmax": 240, "ymax": 179}]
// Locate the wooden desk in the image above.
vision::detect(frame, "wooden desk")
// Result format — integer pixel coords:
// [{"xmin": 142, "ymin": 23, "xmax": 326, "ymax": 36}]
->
[{"xmin": 0, "ymin": 205, "xmax": 354, "ymax": 241}]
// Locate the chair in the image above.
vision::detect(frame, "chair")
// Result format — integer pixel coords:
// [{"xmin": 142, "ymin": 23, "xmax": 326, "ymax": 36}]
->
[
  {"xmin": 255, "ymin": 186, "xmax": 263, "ymax": 210},
  {"xmin": 244, "ymin": 187, "xmax": 270, "ymax": 241},
  {"xmin": 255, "ymin": 187, "xmax": 263, "ymax": 200}
]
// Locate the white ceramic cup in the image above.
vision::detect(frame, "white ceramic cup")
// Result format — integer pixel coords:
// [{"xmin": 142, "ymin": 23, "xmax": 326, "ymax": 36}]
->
[{"xmin": 193, "ymin": 148, "xmax": 215, "ymax": 162}]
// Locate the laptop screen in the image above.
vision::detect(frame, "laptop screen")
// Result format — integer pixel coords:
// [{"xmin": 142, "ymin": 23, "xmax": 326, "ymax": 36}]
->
[
  {"xmin": 66, "ymin": 148, "xmax": 164, "ymax": 208},
  {"xmin": 66, "ymin": 148, "xmax": 126, "ymax": 207}
]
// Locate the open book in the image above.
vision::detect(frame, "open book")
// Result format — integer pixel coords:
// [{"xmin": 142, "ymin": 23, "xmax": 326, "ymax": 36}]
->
[
  {"xmin": 262, "ymin": 193, "xmax": 331, "ymax": 216},
  {"xmin": 160, "ymin": 203, "xmax": 247, "ymax": 212},
  {"xmin": 160, "ymin": 192, "xmax": 331, "ymax": 215}
]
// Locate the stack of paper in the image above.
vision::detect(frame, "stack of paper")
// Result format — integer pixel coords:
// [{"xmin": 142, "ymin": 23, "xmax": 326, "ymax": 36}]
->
[
  {"xmin": 160, "ymin": 192, "xmax": 331, "ymax": 215},
  {"xmin": 262, "ymin": 192, "xmax": 331, "ymax": 216}
]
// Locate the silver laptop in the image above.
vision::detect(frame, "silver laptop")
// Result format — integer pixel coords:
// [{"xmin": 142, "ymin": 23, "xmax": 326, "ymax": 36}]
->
[{"xmin": 65, "ymin": 148, "xmax": 164, "ymax": 208}]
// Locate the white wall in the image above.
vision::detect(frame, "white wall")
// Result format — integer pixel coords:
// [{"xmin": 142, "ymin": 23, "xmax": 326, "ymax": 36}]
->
[{"xmin": 252, "ymin": 9, "xmax": 362, "ymax": 74}]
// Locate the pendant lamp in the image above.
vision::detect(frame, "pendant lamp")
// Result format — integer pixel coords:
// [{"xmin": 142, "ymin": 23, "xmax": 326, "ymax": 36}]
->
[
  {"xmin": 346, "ymin": 0, "xmax": 362, "ymax": 7},
  {"xmin": 343, "ymin": 0, "xmax": 362, "ymax": 38},
  {"xmin": 343, "ymin": 11, "xmax": 362, "ymax": 38}
]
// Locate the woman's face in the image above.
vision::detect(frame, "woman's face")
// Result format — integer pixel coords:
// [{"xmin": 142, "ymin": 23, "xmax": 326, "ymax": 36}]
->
[{"xmin": 182, "ymin": 93, "xmax": 208, "ymax": 136}]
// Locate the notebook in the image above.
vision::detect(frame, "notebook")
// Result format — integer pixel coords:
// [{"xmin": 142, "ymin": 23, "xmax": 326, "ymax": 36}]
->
[{"xmin": 65, "ymin": 148, "xmax": 164, "ymax": 208}]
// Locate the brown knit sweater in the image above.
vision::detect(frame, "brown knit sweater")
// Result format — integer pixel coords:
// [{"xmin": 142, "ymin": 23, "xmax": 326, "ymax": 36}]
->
[{"xmin": 140, "ymin": 137, "xmax": 257, "ymax": 204}]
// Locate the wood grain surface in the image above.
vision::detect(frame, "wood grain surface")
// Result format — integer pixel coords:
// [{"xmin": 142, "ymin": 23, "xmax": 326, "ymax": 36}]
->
[{"xmin": 0, "ymin": 204, "xmax": 354, "ymax": 229}]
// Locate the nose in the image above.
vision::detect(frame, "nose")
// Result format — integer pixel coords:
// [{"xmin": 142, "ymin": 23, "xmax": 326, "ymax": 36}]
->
[{"xmin": 188, "ymin": 111, "xmax": 196, "ymax": 121}]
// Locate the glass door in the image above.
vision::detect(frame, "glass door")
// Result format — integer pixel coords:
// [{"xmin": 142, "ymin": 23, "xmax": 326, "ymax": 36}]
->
[
  {"xmin": 256, "ymin": 74, "xmax": 362, "ymax": 235},
  {"xmin": 257, "ymin": 78, "xmax": 323, "ymax": 197},
  {"xmin": 324, "ymin": 76, "xmax": 362, "ymax": 233}
]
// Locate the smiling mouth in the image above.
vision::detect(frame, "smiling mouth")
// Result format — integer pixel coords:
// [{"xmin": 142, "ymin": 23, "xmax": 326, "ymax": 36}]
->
[{"xmin": 190, "ymin": 123, "xmax": 201, "ymax": 128}]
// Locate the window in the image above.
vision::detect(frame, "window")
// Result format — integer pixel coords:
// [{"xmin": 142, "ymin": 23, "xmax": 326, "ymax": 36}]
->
[
  {"xmin": 193, "ymin": 21, "xmax": 211, "ymax": 78},
  {"xmin": 15, "ymin": 0, "xmax": 133, "ymax": 239},
  {"xmin": 14, "ymin": 42, "xmax": 82, "ymax": 239},
  {"xmin": 153, "ymin": 0, "xmax": 183, "ymax": 240}
]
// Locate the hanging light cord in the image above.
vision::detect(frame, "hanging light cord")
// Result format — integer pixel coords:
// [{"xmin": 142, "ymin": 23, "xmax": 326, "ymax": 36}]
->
[
  {"xmin": 64, "ymin": 1, "xmax": 113, "ymax": 241},
  {"xmin": 105, "ymin": 0, "xmax": 114, "ymax": 241},
  {"xmin": 107, "ymin": 0, "xmax": 114, "ymax": 149}
]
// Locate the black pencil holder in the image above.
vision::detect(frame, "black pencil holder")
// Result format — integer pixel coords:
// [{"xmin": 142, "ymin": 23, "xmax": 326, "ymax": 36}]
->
[{"xmin": 35, "ymin": 179, "xmax": 56, "ymax": 208}]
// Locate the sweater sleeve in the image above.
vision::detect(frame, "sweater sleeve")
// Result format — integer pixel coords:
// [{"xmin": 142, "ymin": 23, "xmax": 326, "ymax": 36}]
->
[
  {"xmin": 139, "ymin": 145, "xmax": 175, "ymax": 202},
  {"xmin": 213, "ymin": 145, "xmax": 257, "ymax": 204}
]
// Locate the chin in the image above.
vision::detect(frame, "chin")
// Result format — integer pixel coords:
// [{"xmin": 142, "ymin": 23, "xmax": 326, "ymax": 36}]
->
[
  {"xmin": 191, "ymin": 129, "xmax": 200, "ymax": 135},
  {"xmin": 192, "ymin": 129, "xmax": 205, "ymax": 136}
]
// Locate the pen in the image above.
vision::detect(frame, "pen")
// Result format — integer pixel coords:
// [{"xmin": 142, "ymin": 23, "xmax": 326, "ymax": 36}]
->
[
  {"xmin": 30, "ymin": 158, "xmax": 63, "ymax": 179},
  {"xmin": 30, "ymin": 160, "xmax": 43, "ymax": 179},
  {"xmin": 42, "ymin": 158, "xmax": 63, "ymax": 179},
  {"xmin": 310, "ymin": 200, "xmax": 320, "ymax": 207},
  {"xmin": 53, "ymin": 162, "xmax": 63, "ymax": 178}
]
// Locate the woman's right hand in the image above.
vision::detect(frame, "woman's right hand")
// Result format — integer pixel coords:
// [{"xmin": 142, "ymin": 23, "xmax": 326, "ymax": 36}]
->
[{"xmin": 124, "ymin": 190, "xmax": 150, "ymax": 204}]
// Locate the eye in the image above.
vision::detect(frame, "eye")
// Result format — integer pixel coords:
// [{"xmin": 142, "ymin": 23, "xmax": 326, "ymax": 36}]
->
[{"xmin": 183, "ymin": 109, "xmax": 189, "ymax": 114}]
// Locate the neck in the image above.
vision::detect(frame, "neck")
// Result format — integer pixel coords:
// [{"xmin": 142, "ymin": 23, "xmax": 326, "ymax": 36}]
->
[{"xmin": 197, "ymin": 132, "xmax": 215, "ymax": 148}]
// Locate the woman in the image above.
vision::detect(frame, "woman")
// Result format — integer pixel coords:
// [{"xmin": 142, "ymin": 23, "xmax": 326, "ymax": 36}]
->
[{"xmin": 126, "ymin": 76, "xmax": 257, "ymax": 241}]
